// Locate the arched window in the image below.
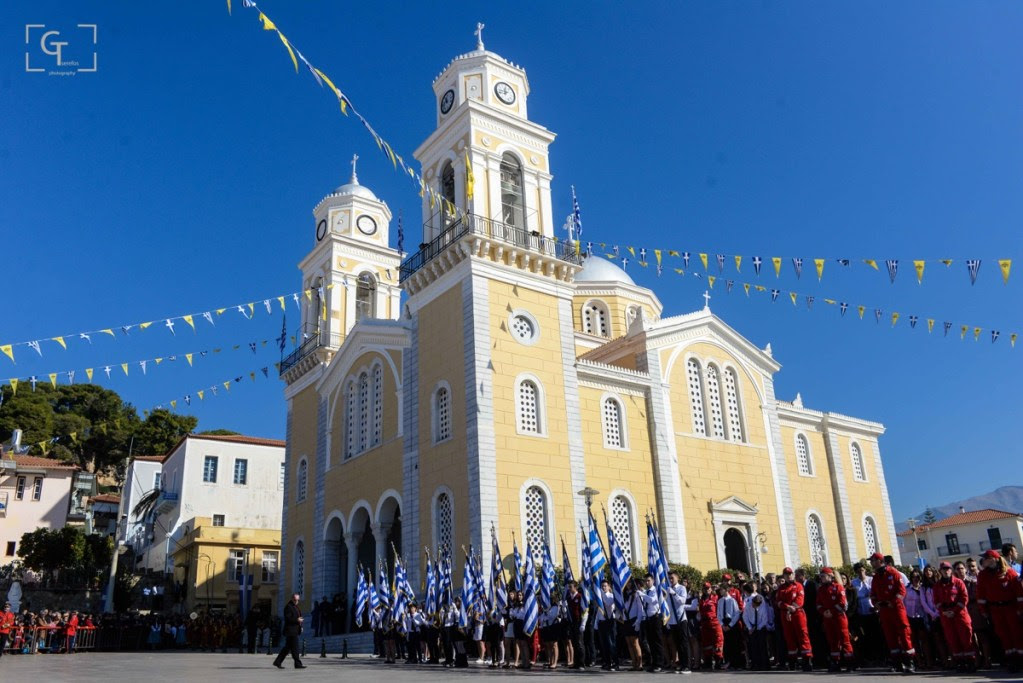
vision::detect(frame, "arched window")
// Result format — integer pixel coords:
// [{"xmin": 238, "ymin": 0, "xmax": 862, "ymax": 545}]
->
[
  {"xmin": 850, "ymin": 443, "xmax": 866, "ymax": 482},
  {"xmin": 441, "ymin": 161, "xmax": 456, "ymax": 226},
  {"xmin": 296, "ymin": 459, "xmax": 308, "ymax": 502},
  {"xmin": 435, "ymin": 491, "xmax": 453, "ymax": 552},
  {"xmin": 516, "ymin": 379, "xmax": 542, "ymax": 434},
  {"xmin": 345, "ymin": 381, "xmax": 357, "ymax": 459},
  {"xmin": 355, "ymin": 273, "xmax": 376, "ymax": 322},
  {"xmin": 499, "ymin": 153, "xmax": 525, "ymax": 230},
  {"xmin": 523, "ymin": 485, "xmax": 549, "ymax": 550},
  {"xmin": 372, "ymin": 364, "xmax": 383, "ymax": 447},
  {"xmin": 863, "ymin": 516, "xmax": 880, "ymax": 556},
  {"xmin": 433, "ymin": 385, "xmax": 451, "ymax": 444},
  {"xmin": 705, "ymin": 364, "xmax": 726, "ymax": 439},
  {"xmin": 293, "ymin": 540, "xmax": 305, "ymax": 595},
  {"xmin": 610, "ymin": 495, "xmax": 634, "ymax": 563},
  {"xmin": 686, "ymin": 358, "xmax": 707, "ymax": 436},
  {"xmin": 582, "ymin": 300, "xmax": 610, "ymax": 337},
  {"xmin": 723, "ymin": 367, "xmax": 744, "ymax": 442},
  {"xmin": 602, "ymin": 397, "xmax": 624, "ymax": 449},
  {"xmin": 796, "ymin": 434, "xmax": 813, "ymax": 476},
  {"xmin": 357, "ymin": 372, "xmax": 370, "ymax": 452},
  {"xmin": 807, "ymin": 513, "xmax": 827, "ymax": 566}
]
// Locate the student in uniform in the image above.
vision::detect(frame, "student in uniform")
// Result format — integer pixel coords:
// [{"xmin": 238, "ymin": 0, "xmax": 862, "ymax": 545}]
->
[
  {"xmin": 594, "ymin": 579, "xmax": 620, "ymax": 671},
  {"xmin": 665, "ymin": 571, "xmax": 691, "ymax": 673},
  {"xmin": 622, "ymin": 580, "xmax": 645, "ymax": 671},
  {"xmin": 742, "ymin": 589, "xmax": 774, "ymax": 671},
  {"xmin": 640, "ymin": 574, "xmax": 665, "ymax": 672},
  {"xmin": 540, "ymin": 597, "xmax": 562, "ymax": 669},
  {"xmin": 502, "ymin": 591, "xmax": 519, "ymax": 669}
]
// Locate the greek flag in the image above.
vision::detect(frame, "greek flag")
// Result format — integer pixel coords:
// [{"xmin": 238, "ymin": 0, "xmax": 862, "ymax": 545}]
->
[
  {"xmin": 368, "ymin": 570, "xmax": 380, "ymax": 610},
  {"xmin": 605, "ymin": 518, "xmax": 631, "ymax": 611},
  {"xmin": 491, "ymin": 531, "xmax": 508, "ymax": 611},
  {"xmin": 966, "ymin": 259, "xmax": 981, "ymax": 285},
  {"xmin": 512, "ymin": 537, "xmax": 523, "ymax": 591},
  {"xmin": 646, "ymin": 519, "xmax": 671, "ymax": 623},
  {"xmin": 572, "ymin": 185, "xmax": 583, "ymax": 239},
  {"xmin": 561, "ymin": 538, "xmax": 575, "ymax": 586},
  {"xmin": 578, "ymin": 526, "xmax": 592, "ymax": 611},
  {"xmin": 461, "ymin": 553, "xmax": 477, "ymax": 623},
  {"xmin": 424, "ymin": 554, "xmax": 438, "ymax": 616},
  {"xmin": 355, "ymin": 566, "xmax": 369, "ymax": 627},
  {"xmin": 522, "ymin": 543, "xmax": 539, "ymax": 636},
  {"xmin": 391, "ymin": 557, "xmax": 409, "ymax": 629},
  {"xmin": 473, "ymin": 549, "xmax": 490, "ymax": 614},
  {"xmin": 377, "ymin": 561, "xmax": 391, "ymax": 608},
  {"xmin": 439, "ymin": 550, "xmax": 453, "ymax": 608},
  {"xmin": 588, "ymin": 513, "xmax": 607, "ymax": 582},
  {"xmin": 540, "ymin": 542, "xmax": 556, "ymax": 610}
]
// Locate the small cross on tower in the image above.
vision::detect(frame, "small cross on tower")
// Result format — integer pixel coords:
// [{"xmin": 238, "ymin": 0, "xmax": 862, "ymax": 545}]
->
[
  {"xmin": 702, "ymin": 290, "xmax": 711, "ymax": 310},
  {"xmin": 474, "ymin": 22, "xmax": 485, "ymax": 50},
  {"xmin": 350, "ymin": 153, "xmax": 359, "ymax": 183}
]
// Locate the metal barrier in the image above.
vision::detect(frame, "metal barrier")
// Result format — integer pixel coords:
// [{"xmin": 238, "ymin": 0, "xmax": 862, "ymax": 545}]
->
[{"xmin": 0, "ymin": 625, "xmax": 97, "ymax": 654}]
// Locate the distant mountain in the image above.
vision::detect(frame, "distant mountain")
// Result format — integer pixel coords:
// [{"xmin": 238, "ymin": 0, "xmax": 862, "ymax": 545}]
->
[{"xmin": 895, "ymin": 486, "xmax": 1023, "ymax": 532}]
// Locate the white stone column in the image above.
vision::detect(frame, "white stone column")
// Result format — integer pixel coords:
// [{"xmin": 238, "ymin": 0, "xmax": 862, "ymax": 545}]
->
[
  {"xmin": 372, "ymin": 522, "xmax": 391, "ymax": 569},
  {"xmin": 344, "ymin": 531, "xmax": 360, "ymax": 632}
]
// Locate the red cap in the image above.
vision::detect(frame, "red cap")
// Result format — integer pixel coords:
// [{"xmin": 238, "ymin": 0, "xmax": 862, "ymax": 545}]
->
[
  {"xmin": 722, "ymin": 573, "xmax": 732, "ymax": 581},
  {"xmin": 869, "ymin": 552, "xmax": 884, "ymax": 562},
  {"xmin": 939, "ymin": 562, "xmax": 952, "ymax": 570},
  {"xmin": 982, "ymin": 549, "xmax": 1001, "ymax": 560},
  {"xmin": 703, "ymin": 582, "xmax": 712, "ymax": 589},
  {"xmin": 782, "ymin": 567, "xmax": 794, "ymax": 575},
  {"xmin": 820, "ymin": 567, "xmax": 834, "ymax": 575}
]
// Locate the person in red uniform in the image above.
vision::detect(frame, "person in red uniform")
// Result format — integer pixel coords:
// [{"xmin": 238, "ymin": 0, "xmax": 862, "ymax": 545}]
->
[
  {"xmin": 816, "ymin": 567, "xmax": 854, "ymax": 671},
  {"xmin": 868, "ymin": 552, "xmax": 915, "ymax": 673},
  {"xmin": 0, "ymin": 601, "xmax": 15, "ymax": 657},
  {"xmin": 722, "ymin": 574, "xmax": 745, "ymax": 611},
  {"xmin": 65, "ymin": 610, "xmax": 79, "ymax": 654},
  {"xmin": 976, "ymin": 549, "xmax": 1023, "ymax": 673},
  {"xmin": 698, "ymin": 582, "xmax": 723, "ymax": 670},
  {"xmin": 775, "ymin": 567, "xmax": 812, "ymax": 671},
  {"xmin": 932, "ymin": 561, "xmax": 975, "ymax": 672}
]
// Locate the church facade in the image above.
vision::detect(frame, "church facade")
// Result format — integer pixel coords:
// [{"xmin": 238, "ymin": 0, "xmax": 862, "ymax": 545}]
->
[{"xmin": 279, "ymin": 40, "xmax": 900, "ymax": 611}]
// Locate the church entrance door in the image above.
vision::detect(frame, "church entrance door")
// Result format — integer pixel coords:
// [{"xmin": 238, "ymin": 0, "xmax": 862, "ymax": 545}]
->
[{"xmin": 723, "ymin": 528, "xmax": 750, "ymax": 573}]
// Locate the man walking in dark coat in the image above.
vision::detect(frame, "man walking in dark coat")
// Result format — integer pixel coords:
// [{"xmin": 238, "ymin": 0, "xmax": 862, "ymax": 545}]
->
[{"xmin": 273, "ymin": 593, "xmax": 307, "ymax": 669}]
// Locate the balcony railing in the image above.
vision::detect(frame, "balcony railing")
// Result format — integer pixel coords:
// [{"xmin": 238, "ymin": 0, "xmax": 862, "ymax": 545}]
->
[
  {"xmin": 937, "ymin": 543, "xmax": 971, "ymax": 557},
  {"xmin": 155, "ymin": 490, "xmax": 179, "ymax": 515},
  {"xmin": 279, "ymin": 327, "xmax": 343, "ymax": 375},
  {"xmin": 979, "ymin": 537, "xmax": 1016, "ymax": 552},
  {"xmin": 399, "ymin": 213, "xmax": 583, "ymax": 283}
]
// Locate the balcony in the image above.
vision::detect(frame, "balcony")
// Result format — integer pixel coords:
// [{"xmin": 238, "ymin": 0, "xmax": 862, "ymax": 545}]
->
[
  {"xmin": 979, "ymin": 537, "xmax": 1016, "ymax": 552},
  {"xmin": 0, "ymin": 491, "xmax": 7, "ymax": 516},
  {"xmin": 937, "ymin": 543, "xmax": 971, "ymax": 557},
  {"xmin": 279, "ymin": 327, "xmax": 343, "ymax": 375},
  {"xmin": 398, "ymin": 212, "xmax": 583, "ymax": 284},
  {"xmin": 155, "ymin": 490, "xmax": 179, "ymax": 515}
]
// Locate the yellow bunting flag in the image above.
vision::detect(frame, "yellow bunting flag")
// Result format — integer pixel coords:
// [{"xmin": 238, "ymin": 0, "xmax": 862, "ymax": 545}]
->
[
  {"xmin": 814, "ymin": 259, "xmax": 824, "ymax": 281},
  {"xmin": 668, "ymin": 250, "xmax": 679, "ymax": 257},
  {"xmin": 464, "ymin": 150, "xmax": 474, "ymax": 201},
  {"xmin": 155, "ymin": 358, "xmax": 163, "ymax": 365},
  {"xmin": 383, "ymin": 141, "xmax": 397, "ymax": 169},
  {"xmin": 914, "ymin": 260, "xmax": 925, "ymax": 284},
  {"xmin": 70, "ymin": 432, "xmax": 77, "ymax": 443},
  {"xmin": 927, "ymin": 319, "xmax": 935, "ymax": 333},
  {"xmin": 278, "ymin": 296, "xmax": 286, "ymax": 311},
  {"xmin": 772, "ymin": 257, "xmax": 782, "ymax": 277},
  {"xmin": 1011, "ymin": 333, "xmax": 1017, "ymax": 348},
  {"xmin": 250, "ymin": 372, "xmax": 256, "ymax": 381},
  {"xmin": 655, "ymin": 250, "xmax": 663, "ymax": 268},
  {"xmin": 183, "ymin": 315, "xmax": 195, "ymax": 332},
  {"xmin": 216, "ymin": 308, "xmax": 226, "ymax": 315},
  {"xmin": 743, "ymin": 283, "xmax": 751, "ymax": 296},
  {"xmin": 304, "ymin": 290, "xmax": 313, "ymax": 301},
  {"xmin": 259, "ymin": 12, "xmax": 276, "ymax": 31},
  {"xmin": 789, "ymin": 292, "xmax": 797, "ymax": 306},
  {"xmin": 101, "ymin": 329, "xmax": 115, "ymax": 337},
  {"xmin": 941, "ymin": 259, "xmax": 953, "ymax": 267},
  {"xmin": 247, "ymin": 303, "xmax": 255, "ymax": 318},
  {"xmin": 699, "ymin": 253, "xmax": 708, "ymax": 271},
  {"xmin": 974, "ymin": 327, "xmax": 981, "ymax": 341},
  {"xmin": 170, "ymin": 400, "xmax": 177, "ymax": 409},
  {"xmin": 49, "ymin": 373, "xmax": 57, "ymax": 388},
  {"xmin": 754, "ymin": 285, "xmax": 766, "ymax": 292},
  {"xmin": 321, "ymin": 302, "xmax": 327, "ymax": 321},
  {"xmin": 52, "ymin": 336, "xmax": 67, "ymax": 350},
  {"xmin": 734, "ymin": 255, "xmax": 742, "ymax": 272},
  {"xmin": 9, "ymin": 378, "xmax": 17, "ymax": 395},
  {"xmin": 824, "ymin": 299, "xmax": 836, "ymax": 305},
  {"xmin": 314, "ymin": 69, "xmax": 348, "ymax": 115},
  {"xmin": 891, "ymin": 312, "xmax": 899, "ymax": 327},
  {"xmin": 999, "ymin": 259, "xmax": 1012, "ymax": 284},
  {"xmin": 863, "ymin": 259, "xmax": 878, "ymax": 270},
  {"xmin": 185, "ymin": 353, "xmax": 194, "ymax": 366},
  {"xmin": 121, "ymin": 363, "xmax": 129, "ymax": 376},
  {"xmin": 0, "ymin": 344, "xmax": 13, "ymax": 363},
  {"xmin": 140, "ymin": 321, "xmax": 152, "ymax": 330},
  {"xmin": 707, "ymin": 276, "xmax": 716, "ymax": 289},
  {"xmin": 85, "ymin": 368, "xmax": 93, "ymax": 382},
  {"xmin": 960, "ymin": 325, "xmax": 968, "ymax": 340},
  {"xmin": 277, "ymin": 32, "xmax": 299, "ymax": 73},
  {"xmin": 223, "ymin": 381, "xmax": 231, "ymax": 392},
  {"xmin": 627, "ymin": 246, "xmax": 637, "ymax": 258},
  {"xmin": 226, "ymin": 0, "xmax": 231, "ymax": 15},
  {"xmin": 857, "ymin": 305, "xmax": 865, "ymax": 319},
  {"xmin": 198, "ymin": 390, "xmax": 205, "ymax": 401}
]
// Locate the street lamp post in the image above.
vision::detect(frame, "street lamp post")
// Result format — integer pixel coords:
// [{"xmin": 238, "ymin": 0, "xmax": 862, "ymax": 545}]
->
[
  {"xmin": 908, "ymin": 518, "xmax": 922, "ymax": 569},
  {"xmin": 577, "ymin": 487, "xmax": 600, "ymax": 516},
  {"xmin": 754, "ymin": 532, "xmax": 768, "ymax": 577}
]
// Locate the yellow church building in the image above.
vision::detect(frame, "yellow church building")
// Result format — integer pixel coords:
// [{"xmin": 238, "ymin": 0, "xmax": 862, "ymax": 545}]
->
[{"xmin": 279, "ymin": 37, "xmax": 900, "ymax": 616}]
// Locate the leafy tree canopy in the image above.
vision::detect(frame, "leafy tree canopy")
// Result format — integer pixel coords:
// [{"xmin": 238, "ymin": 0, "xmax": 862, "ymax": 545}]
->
[{"xmin": 198, "ymin": 428, "xmax": 240, "ymax": 436}]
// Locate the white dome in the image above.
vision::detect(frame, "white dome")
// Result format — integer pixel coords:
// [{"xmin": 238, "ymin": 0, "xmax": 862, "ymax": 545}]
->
[
  {"xmin": 332, "ymin": 181, "xmax": 377, "ymax": 201},
  {"xmin": 575, "ymin": 255, "xmax": 635, "ymax": 285}
]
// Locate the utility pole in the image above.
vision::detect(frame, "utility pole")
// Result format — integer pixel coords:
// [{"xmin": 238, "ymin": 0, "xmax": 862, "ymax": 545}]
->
[{"xmin": 103, "ymin": 436, "xmax": 134, "ymax": 613}]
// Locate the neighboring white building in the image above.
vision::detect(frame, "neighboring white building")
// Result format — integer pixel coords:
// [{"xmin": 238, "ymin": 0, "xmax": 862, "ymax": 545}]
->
[
  {"xmin": 139, "ymin": 434, "xmax": 286, "ymax": 574},
  {"xmin": 119, "ymin": 455, "xmax": 166, "ymax": 559},
  {"xmin": 898, "ymin": 508, "xmax": 1023, "ymax": 567}
]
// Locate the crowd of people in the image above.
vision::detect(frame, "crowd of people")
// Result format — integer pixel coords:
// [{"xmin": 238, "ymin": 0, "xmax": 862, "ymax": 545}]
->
[
  {"xmin": 0, "ymin": 607, "xmax": 92, "ymax": 655},
  {"xmin": 356, "ymin": 547, "xmax": 1023, "ymax": 675}
]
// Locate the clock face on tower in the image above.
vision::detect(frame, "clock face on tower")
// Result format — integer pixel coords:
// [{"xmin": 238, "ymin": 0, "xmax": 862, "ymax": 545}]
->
[
  {"xmin": 356, "ymin": 214, "xmax": 378, "ymax": 235},
  {"xmin": 494, "ymin": 81, "xmax": 515, "ymax": 105},
  {"xmin": 440, "ymin": 89, "xmax": 455, "ymax": 114}
]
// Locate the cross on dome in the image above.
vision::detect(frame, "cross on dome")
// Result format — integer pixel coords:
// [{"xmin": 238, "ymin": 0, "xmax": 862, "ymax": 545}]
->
[
  {"xmin": 350, "ymin": 153, "xmax": 359, "ymax": 184},
  {"xmin": 474, "ymin": 22, "xmax": 485, "ymax": 50},
  {"xmin": 703, "ymin": 290, "xmax": 711, "ymax": 310}
]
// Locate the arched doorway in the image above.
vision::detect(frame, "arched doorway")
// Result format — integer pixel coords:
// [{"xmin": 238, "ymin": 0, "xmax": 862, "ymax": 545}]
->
[{"xmin": 723, "ymin": 528, "xmax": 750, "ymax": 573}]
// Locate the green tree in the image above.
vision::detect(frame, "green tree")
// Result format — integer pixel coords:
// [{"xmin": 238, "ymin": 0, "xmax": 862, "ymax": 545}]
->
[
  {"xmin": 18, "ymin": 527, "xmax": 85, "ymax": 580},
  {"xmin": 922, "ymin": 508, "xmax": 937, "ymax": 525},
  {"xmin": 198, "ymin": 428, "xmax": 240, "ymax": 436},
  {"xmin": 132, "ymin": 409, "xmax": 198, "ymax": 457}
]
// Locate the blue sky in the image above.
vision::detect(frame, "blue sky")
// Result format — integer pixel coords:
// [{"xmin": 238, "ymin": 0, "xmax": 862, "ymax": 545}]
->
[{"xmin": 1, "ymin": 1, "xmax": 1019, "ymax": 522}]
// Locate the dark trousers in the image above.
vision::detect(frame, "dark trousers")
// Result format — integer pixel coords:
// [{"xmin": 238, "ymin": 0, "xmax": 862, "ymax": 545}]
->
[
  {"xmin": 724, "ymin": 624, "xmax": 746, "ymax": 668},
  {"xmin": 748, "ymin": 629, "xmax": 771, "ymax": 670},
  {"xmin": 425, "ymin": 626, "xmax": 440, "ymax": 662},
  {"xmin": 584, "ymin": 621, "xmax": 597, "ymax": 665},
  {"xmin": 407, "ymin": 632, "xmax": 421, "ymax": 663},
  {"xmin": 567, "ymin": 621, "xmax": 583, "ymax": 667},
  {"xmin": 598, "ymin": 620, "xmax": 618, "ymax": 668},
  {"xmin": 0, "ymin": 632, "xmax": 9, "ymax": 656},
  {"xmin": 669, "ymin": 623, "xmax": 690, "ymax": 670},
  {"xmin": 442, "ymin": 626, "xmax": 455, "ymax": 664},
  {"xmin": 273, "ymin": 635, "xmax": 302, "ymax": 667},
  {"xmin": 643, "ymin": 618, "xmax": 664, "ymax": 670}
]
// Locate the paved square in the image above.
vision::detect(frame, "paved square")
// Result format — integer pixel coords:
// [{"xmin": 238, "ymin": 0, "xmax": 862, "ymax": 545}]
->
[{"xmin": 0, "ymin": 653, "xmax": 1016, "ymax": 682}]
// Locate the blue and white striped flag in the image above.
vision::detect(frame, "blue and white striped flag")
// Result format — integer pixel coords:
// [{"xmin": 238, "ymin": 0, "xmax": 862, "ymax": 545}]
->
[
  {"xmin": 491, "ymin": 530, "xmax": 508, "ymax": 612},
  {"xmin": 588, "ymin": 513, "xmax": 607, "ymax": 583},
  {"xmin": 424, "ymin": 553, "xmax": 437, "ymax": 616},
  {"xmin": 522, "ymin": 543, "xmax": 540, "ymax": 636},
  {"xmin": 561, "ymin": 537, "xmax": 575, "ymax": 586},
  {"xmin": 354, "ymin": 566, "xmax": 369, "ymax": 627},
  {"xmin": 646, "ymin": 519, "xmax": 670, "ymax": 623},
  {"xmin": 368, "ymin": 570, "xmax": 380, "ymax": 611},
  {"xmin": 473, "ymin": 549, "xmax": 490, "ymax": 614},
  {"xmin": 540, "ymin": 542, "xmax": 556, "ymax": 610},
  {"xmin": 377, "ymin": 560, "xmax": 392, "ymax": 609},
  {"xmin": 461, "ymin": 553, "xmax": 477, "ymax": 625},
  {"xmin": 439, "ymin": 550, "xmax": 453, "ymax": 608},
  {"xmin": 391, "ymin": 556, "xmax": 409, "ymax": 631},
  {"xmin": 571, "ymin": 185, "xmax": 583, "ymax": 240},
  {"xmin": 605, "ymin": 518, "xmax": 631, "ymax": 612},
  {"xmin": 512, "ymin": 536, "xmax": 523, "ymax": 591},
  {"xmin": 578, "ymin": 526, "xmax": 592, "ymax": 611}
]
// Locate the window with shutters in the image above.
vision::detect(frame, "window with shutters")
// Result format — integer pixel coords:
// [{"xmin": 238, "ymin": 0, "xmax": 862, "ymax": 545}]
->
[
  {"xmin": 296, "ymin": 459, "xmax": 308, "ymax": 503},
  {"xmin": 723, "ymin": 367, "xmax": 744, "ymax": 442},
  {"xmin": 372, "ymin": 364, "xmax": 383, "ymax": 447},
  {"xmin": 516, "ymin": 378, "xmax": 544, "ymax": 435},
  {"xmin": 850, "ymin": 443, "xmax": 867, "ymax": 482},
  {"xmin": 293, "ymin": 541, "xmax": 305, "ymax": 594},
  {"xmin": 433, "ymin": 384, "xmax": 452, "ymax": 444},
  {"xmin": 435, "ymin": 491, "xmax": 453, "ymax": 552},
  {"xmin": 686, "ymin": 358, "xmax": 707, "ymax": 436},
  {"xmin": 705, "ymin": 364, "xmax": 726, "ymax": 439},
  {"xmin": 610, "ymin": 495, "xmax": 634, "ymax": 564},
  {"xmin": 345, "ymin": 380, "xmax": 358, "ymax": 459},
  {"xmin": 796, "ymin": 434, "xmax": 813, "ymax": 476},
  {"xmin": 500, "ymin": 153, "xmax": 525, "ymax": 230},
  {"xmin": 355, "ymin": 273, "xmax": 376, "ymax": 322},
  {"xmin": 602, "ymin": 396, "xmax": 625, "ymax": 449},
  {"xmin": 864, "ymin": 516, "xmax": 880, "ymax": 556},
  {"xmin": 523, "ymin": 485, "xmax": 549, "ymax": 551},
  {"xmin": 203, "ymin": 456, "xmax": 218, "ymax": 483},
  {"xmin": 233, "ymin": 459, "xmax": 248, "ymax": 486},
  {"xmin": 807, "ymin": 514, "xmax": 827, "ymax": 566},
  {"xmin": 229, "ymin": 549, "xmax": 245, "ymax": 583},
  {"xmin": 358, "ymin": 372, "xmax": 370, "ymax": 452},
  {"xmin": 582, "ymin": 300, "xmax": 610, "ymax": 338}
]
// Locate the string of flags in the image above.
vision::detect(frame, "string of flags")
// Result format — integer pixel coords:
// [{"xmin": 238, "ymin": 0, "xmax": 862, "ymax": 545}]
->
[
  {"xmin": 0, "ymin": 336, "xmax": 281, "ymax": 396},
  {"xmin": 1, "ymin": 361, "xmax": 280, "ymax": 457},
  {"xmin": 656, "ymin": 258, "xmax": 1019, "ymax": 348},
  {"xmin": 0, "ymin": 282, "xmax": 336, "ymax": 365},
  {"xmin": 587, "ymin": 245, "xmax": 1011, "ymax": 287}
]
